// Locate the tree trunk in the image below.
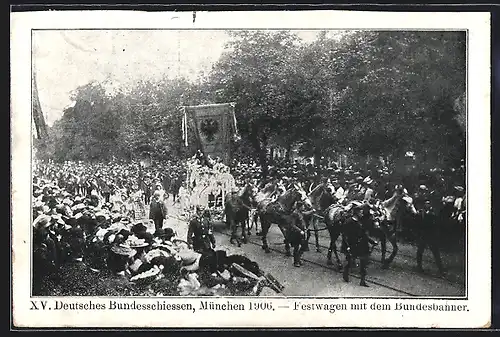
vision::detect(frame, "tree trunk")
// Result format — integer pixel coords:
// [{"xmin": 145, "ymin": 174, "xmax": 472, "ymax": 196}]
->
[
  {"xmin": 313, "ymin": 146, "xmax": 321, "ymax": 168},
  {"xmin": 250, "ymin": 124, "xmax": 269, "ymax": 180},
  {"xmin": 285, "ymin": 143, "xmax": 292, "ymax": 163}
]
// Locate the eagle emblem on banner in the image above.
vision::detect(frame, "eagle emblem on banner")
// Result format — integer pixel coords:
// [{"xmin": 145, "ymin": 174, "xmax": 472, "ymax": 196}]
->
[{"xmin": 200, "ymin": 118, "xmax": 220, "ymax": 142}]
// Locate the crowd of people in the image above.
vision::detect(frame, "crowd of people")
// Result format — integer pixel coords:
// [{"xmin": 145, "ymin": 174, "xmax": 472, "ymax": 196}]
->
[
  {"xmin": 31, "ymin": 157, "xmax": 283, "ymax": 297},
  {"xmin": 31, "ymin": 151, "xmax": 465, "ymax": 295}
]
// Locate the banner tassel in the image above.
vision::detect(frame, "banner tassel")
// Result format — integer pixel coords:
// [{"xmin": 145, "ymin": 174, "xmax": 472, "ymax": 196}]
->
[{"xmin": 184, "ymin": 109, "xmax": 189, "ymax": 147}]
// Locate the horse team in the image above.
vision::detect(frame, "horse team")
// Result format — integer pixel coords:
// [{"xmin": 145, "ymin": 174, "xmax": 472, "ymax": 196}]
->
[{"xmin": 224, "ymin": 179, "xmax": 461, "ymax": 285}]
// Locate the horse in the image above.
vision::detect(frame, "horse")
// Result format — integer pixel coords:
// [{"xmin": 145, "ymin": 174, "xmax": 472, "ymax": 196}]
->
[
  {"xmin": 305, "ymin": 180, "xmax": 337, "ymax": 252},
  {"xmin": 259, "ymin": 183, "xmax": 313, "ymax": 256},
  {"xmin": 322, "ymin": 200, "xmax": 381, "ymax": 271},
  {"xmin": 323, "ymin": 201, "xmax": 358, "ymax": 270},
  {"xmin": 224, "ymin": 182, "xmax": 258, "ymax": 247},
  {"xmin": 247, "ymin": 181, "xmax": 280, "ymax": 236},
  {"xmin": 376, "ymin": 186, "xmax": 418, "ymax": 268}
]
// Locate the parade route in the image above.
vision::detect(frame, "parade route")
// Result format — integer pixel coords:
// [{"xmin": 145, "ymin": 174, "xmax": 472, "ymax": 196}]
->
[{"xmin": 163, "ymin": 200, "xmax": 465, "ymax": 298}]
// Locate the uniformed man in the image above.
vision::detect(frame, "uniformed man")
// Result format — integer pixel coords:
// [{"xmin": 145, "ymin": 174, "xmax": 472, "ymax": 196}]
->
[
  {"xmin": 187, "ymin": 208, "xmax": 216, "ymax": 254},
  {"xmin": 413, "ymin": 186, "xmax": 446, "ymax": 276},
  {"xmin": 341, "ymin": 204, "xmax": 377, "ymax": 287}
]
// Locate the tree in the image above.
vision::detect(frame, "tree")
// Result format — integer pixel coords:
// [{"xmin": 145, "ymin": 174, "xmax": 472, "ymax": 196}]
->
[{"xmin": 207, "ymin": 30, "xmax": 308, "ymax": 177}]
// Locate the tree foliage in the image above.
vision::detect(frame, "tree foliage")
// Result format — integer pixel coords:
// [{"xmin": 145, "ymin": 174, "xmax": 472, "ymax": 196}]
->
[{"xmin": 36, "ymin": 30, "xmax": 466, "ymax": 174}]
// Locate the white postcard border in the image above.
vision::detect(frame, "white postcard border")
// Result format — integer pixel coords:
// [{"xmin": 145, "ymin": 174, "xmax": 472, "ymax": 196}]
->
[{"xmin": 11, "ymin": 10, "xmax": 491, "ymax": 328}]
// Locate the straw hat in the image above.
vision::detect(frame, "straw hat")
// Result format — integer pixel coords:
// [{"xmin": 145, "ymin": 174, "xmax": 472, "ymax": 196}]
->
[
  {"xmin": 127, "ymin": 236, "xmax": 149, "ymax": 248},
  {"xmin": 178, "ymin": 250, "xmax": 202, "ymax": 272},
  {"xmin": 362, "ymin": 176, "xmax": 374, "ymax": 185},
  {"xmin": 33, "ymin": 214, "xmax": 51, "ymax": 229},
  {"xmin": 111, "ymin": 244, "xmax": 137, "ymax": 257}
]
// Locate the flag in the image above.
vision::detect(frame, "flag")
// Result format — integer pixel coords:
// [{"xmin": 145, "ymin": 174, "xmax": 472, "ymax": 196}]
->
[{"xmin": 182, "ymin": 102, "xmax": 236, "ymax": 165}]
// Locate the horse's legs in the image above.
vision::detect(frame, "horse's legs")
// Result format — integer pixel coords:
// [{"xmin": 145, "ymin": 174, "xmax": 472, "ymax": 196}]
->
[
  {"xmin": 385, "ymin": 233, "xmax": 398, "ymax": 267},
  {"xmin": 313, "ymin": 216, "xmax": 321, "ymax": 252},
  {"xmin": 304, "ymin": 228, "xmax": 311, "ymax": 252},
  {"xmin": 260, "ymin": 218, "xmax": 271, "ymax": 253},
  {"xmin": 254, "ymin": 212, "xmax": 261, "ymax": 236},
  {"xmin": 241, "ymin": 219, "xmax": 248, "ymax": 244},
  {"xmin": 303, "ymin": 218, "xmax": 312, "ymax": 252},
  {"xmin": 380, "ymin": 223, "xmax": 392, "ymax": 268},
  {"xmin": 343, "ymin": 253, "xmax": 352, "ymax": 282},
  {"xmin": 225, "ymin": 210, "xmax": 231, "ymax": 228},
  {"xmin": 326, "ymin": 226, "xmax": 334, "ymax": 265},
  {"xmin": 293, "ymin": 244, "xmax": 301, "ymax": 267},
  {"xmin": 332, "ymin": 234, "xmax": 343, "ymax": 271},
  {"xmin": 247, "ymin": 214, "xmax": 252, "ymax": 236},
  {"xmin": 298, "ymin": 238, "xmax": 305, "ymax": 265},
  {"xmin": 230, "ymin": 218, "xmax": 241, "ymax": 247},
  {"xmin": 380, "ymin": 236, "xmax": 387, "ymax": 267},
  {"xmin": 283, "ymin": 230, "xmax": 291, "ymax": 257}
]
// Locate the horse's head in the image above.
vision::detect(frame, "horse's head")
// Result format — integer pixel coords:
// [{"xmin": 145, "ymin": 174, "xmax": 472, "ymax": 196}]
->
[
  {"xmin": 291, "ymin": 182, "xmax": 313, "ymax": 209},
  {"xmin": 400, "ymin": 195, "xmax": 418, "ymax": 216},
  {"xmin": 244, "ymin": 183, "xmax": 259, "ymax": 206}
]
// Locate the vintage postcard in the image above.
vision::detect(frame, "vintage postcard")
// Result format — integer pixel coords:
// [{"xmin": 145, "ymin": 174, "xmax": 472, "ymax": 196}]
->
[{"xmin": 11, "ymin": 10, "xmax": 491, "ymax": 328}]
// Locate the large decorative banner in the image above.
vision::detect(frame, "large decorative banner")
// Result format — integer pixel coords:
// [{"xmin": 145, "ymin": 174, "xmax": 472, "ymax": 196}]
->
[{"xmin": 181, "ymin": 102, "xmax": 238, "ymax": 165}]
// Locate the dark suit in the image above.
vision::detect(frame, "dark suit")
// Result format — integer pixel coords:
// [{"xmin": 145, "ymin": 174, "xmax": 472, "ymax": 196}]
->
[
  {"xmin": 341, "ymin": 215, "xmax": 373, "ymax": 285},
  {"xmin": 187, "ymin": 216, "xmax": 216, "ymax": 254},
  {"xmin": 149, "ymin": 198, "xmax": 168, "ymax": 230}
]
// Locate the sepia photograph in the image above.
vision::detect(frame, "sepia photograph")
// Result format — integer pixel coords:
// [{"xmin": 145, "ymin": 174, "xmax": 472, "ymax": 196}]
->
[{"xmin": 11, "ymin": 10, "xmax": 491, "ymax": 328}]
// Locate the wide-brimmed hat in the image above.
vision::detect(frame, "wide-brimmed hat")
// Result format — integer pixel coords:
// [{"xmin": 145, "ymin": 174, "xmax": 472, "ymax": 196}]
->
[
  {"xmin": 33, "ymin": 214, "xmax": 51, "ymax": 229},
  {"xmin": 419, "ymin": 185, "xmax": 428, "ymax": 190},
  {"xmin": 362, "ymin": 176, "xmax": 374, "ymax": 185},
  {"xmin": 72, "ymin": 203, "xmax": 86, "ymax": 211},
  {"xmin": 51, "ymin": 214, "xmax": 66, "ymax": 226},
  {"xmin": 154, "ymin": 227, "xmax": 176, "ymax": 239},
  {"xmin": 74, "ymin": 196, "xmax": 85, "ymax": 203},
  {"xmin": 131, "ymin": 222, "xmax": 148, "ymax": 234},
  {"xmin": 111, "ymin": 244, "xmax": 137, "ymax": 257},
  {"xmin": 127, "ymin": 236, "xmax": 149, "ymax": 248},
  {"xmin": 178, "ymin": 250, "xmax": 202, "ymax": 272},
  {"xmin": 95, "ymin": 211, "xmax": 108, "ymax": 220}
]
